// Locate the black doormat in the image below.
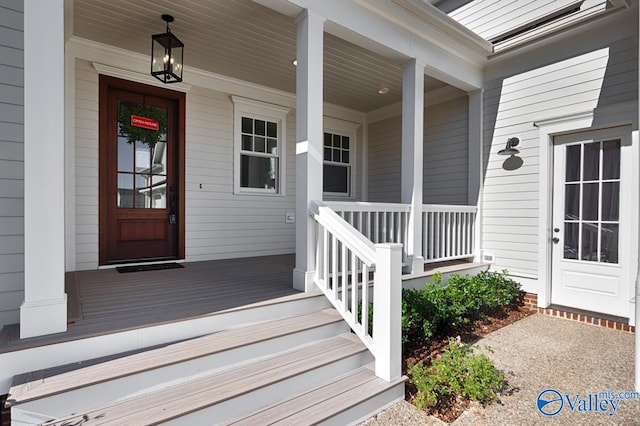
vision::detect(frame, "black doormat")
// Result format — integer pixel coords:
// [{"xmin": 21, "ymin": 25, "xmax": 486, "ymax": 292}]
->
[{"xmin": 116, "ymin": 263, "xmax": 184, "ymax": 273}]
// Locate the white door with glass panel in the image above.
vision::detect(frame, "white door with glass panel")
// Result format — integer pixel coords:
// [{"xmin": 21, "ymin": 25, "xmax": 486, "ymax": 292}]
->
[{"xmin": 552, "ymin": 127, "xmax": 632, "ymax": 317}]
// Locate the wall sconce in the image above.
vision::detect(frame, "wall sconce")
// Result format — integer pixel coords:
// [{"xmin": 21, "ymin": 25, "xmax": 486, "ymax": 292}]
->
[
  {"xmin": 498, "ymin": 137, "xmax": 520, "ymax": 155},
  {"xmin": 151, "ymin": 14, "xmax": 184, "ymax": 84}
]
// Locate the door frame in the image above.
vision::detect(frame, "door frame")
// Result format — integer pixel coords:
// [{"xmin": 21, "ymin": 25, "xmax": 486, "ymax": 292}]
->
[
  {"xmin": 535, "ymin": 106, "xmax": 638, "ymax": 325},
  {"xmin": 98, "ymin": 75, "xmax": 186, "ymax": 265}
]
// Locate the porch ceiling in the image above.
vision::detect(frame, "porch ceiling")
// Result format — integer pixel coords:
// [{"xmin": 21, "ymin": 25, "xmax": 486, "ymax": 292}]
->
[{"xmin": 72, "ymin": 0, "xmax": 449, "ymax": 112}]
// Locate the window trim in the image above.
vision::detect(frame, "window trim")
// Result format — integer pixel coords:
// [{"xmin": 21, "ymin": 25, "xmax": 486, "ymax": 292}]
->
[
  {"xmin": 323, "ymin": 117, "xmax": 360, "ymax": 199},
  {"xmin": 232, "ymin": 96, "xmax": 289, "ymax": 196}
]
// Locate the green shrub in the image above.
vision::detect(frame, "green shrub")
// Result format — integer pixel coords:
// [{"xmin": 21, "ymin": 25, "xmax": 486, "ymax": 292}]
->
[
  {"xmin": 408, "ymin": 338, "xmax": 505, "ymax": 409},
  {"xmin": 401, "ymin": 270, "xmax": 521, "ymax": 343}
]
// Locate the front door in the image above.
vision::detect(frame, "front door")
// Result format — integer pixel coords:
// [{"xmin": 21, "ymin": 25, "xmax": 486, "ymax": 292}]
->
[
  {"xmin": 99, "ymin": 76, "xmax": 185, "ymax": 264},
  {"xmin": 551, "ymin": 127, "xmax": 632, "ymax": 317}
]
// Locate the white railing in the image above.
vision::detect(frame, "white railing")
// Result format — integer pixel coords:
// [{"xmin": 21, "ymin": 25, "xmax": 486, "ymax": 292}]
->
[
  {"xmin": 325, "ymin": 201, "xmax": 477, "ymax": 265},
  {"xmin": 310, "ymin": 201, "xmax": 402, "ymax": 382},
  {"xmin": 325, "ymin": 202, "xmax": 411, "ymax": 266},
  {"xmin": 423, "ymin": 205, "xmax": 477, "ymax": 263}
]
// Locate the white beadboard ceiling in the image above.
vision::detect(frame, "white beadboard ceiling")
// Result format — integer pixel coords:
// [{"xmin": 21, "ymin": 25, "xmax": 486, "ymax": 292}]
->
[{"xmin": 73, "ymin": 0, "xmax": 451, "ymax": 112}]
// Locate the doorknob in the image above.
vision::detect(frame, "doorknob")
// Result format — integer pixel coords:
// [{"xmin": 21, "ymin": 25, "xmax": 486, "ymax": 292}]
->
[
  {"xmin": 554, "ymin": 228, "xmax": 560, "ymax": 233},
  {"xmin": 552, "ymin": 237, "xmax": 560, "ymax": 244}
]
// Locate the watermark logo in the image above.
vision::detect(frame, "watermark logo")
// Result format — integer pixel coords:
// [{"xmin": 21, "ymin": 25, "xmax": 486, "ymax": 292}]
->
[
  {"xmin": 537, "ymin": 389, "xmax": 564, "ymax": 417},
  {"xmin": 536, "ymin": 389, "xmax": 639, "ymax": 417}
]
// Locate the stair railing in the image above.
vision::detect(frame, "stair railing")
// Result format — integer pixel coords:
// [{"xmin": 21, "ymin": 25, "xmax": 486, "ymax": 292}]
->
[{"xmin": 310, "ymin": 200, "xmax": 402, "ymax": 382}]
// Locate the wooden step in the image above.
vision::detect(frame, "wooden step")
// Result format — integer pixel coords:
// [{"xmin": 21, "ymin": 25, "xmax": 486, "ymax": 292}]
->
[
  {"xmin": 226, "ymin": 364, "xmax": 407, "ymax": 425},
  {"xmin": 41, "ymin": 334, "xmax": 372, "ymax": 425},
  {"xmin": 8, "ymin": 309, "xmax": 347, "ymax": 410}
]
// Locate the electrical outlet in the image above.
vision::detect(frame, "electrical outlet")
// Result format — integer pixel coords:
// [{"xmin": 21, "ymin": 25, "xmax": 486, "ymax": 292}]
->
[
  {"xmin": 285, "ymin": 212, "xmax": 295, "ymax": 224},
  {"xmin": 482, "ymin": 252, "xmax": 495, "ymax": 263}
]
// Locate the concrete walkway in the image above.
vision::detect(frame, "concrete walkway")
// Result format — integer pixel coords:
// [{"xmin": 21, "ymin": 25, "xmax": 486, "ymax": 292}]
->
[{"xmin": 362, "ymin": 313, "xmax": 640, "ymax": 425}]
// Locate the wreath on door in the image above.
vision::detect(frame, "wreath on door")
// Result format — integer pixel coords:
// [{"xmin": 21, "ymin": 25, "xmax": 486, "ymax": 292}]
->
[{"xmin": 117, "ymin": 104, "xmax": 168, "ymax": 148}]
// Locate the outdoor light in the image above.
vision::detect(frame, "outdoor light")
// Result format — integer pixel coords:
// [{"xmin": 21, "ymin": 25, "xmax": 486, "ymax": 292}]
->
[
  {"xmin": 498, "ymin": 137, "xmax": 520, "ymax": 155},
  {"xmin": 151, "ymin": 14, "xmax": 184, "ymax": 84}
]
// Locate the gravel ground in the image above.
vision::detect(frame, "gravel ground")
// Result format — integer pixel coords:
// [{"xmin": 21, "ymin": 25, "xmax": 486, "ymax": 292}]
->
[{"xmin": 361, "ymin": 313, "xmax": 640, "ymax": 425}]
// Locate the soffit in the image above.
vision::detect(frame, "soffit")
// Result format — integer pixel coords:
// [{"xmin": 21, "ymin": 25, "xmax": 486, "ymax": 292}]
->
[{"xmin": 73, "ymin": 0, "xmax": 448, "ymax": 113}]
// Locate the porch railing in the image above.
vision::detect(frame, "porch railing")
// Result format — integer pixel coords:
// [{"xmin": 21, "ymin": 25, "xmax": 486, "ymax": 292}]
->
[
  {"xmin": 310, "ymin": 201, "xmax": 401, "ymax": 382},
  {"xmin": 423, "ymin": 205, "xmax": 477, "ymax": 263},
  {"xmin": 325, "ymin": 201, "xmax": 477, "ymax": 265}
]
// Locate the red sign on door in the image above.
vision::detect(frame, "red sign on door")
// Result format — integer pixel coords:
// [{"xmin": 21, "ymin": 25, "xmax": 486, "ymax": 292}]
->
[{"xmin": 131, "ymin": 115, "xmax": 159, "ymax": 131}]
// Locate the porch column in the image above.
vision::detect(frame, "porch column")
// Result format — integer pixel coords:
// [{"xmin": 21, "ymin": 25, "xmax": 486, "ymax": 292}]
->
[
  {"xmin": 401, "ymin": 59, "xmax": 425, "ymax": 274},
  {"xmin": 293, "ymin": 9, "xmax": 325, "ymax": 291},
  {"xmin": 20, "ymin": 0, "xmax": 67, "ymax": 338},
  {"xmin": 468, "ymin": 89, "xmax": 484, "ymax": 262}
]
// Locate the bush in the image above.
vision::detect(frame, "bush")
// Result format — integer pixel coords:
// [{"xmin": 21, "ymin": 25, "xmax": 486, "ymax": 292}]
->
[
  {"xmin": 407, "ymin": 338, "xmax": 505, "ymax": 409},
  {"xmin": 401, "ymin": 270, "xmax": 521, "ymax": 344}
]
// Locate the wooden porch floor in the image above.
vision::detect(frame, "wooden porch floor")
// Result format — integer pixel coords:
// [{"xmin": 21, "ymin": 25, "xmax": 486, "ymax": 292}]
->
[{"xmin": 0, "ymin": 254, "xmax": 299, "ymax": 354}]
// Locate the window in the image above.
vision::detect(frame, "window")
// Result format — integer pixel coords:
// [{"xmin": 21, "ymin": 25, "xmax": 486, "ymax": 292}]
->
[
  {"xmin": 232, "ymin": 97, "xmax": 289, "ymax": 195},
  {"xmin": 323, "ymin": 118, "xmax": 359, "ymax": 198}
]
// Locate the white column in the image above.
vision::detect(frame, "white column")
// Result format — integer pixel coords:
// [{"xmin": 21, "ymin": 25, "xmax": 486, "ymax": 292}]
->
[
  {"xmin": 401, "ymin": 59, "xmax": 424, "ymax": 274},
  {"xmin": 21, "ymin": 0, "xmax": 67, "ymax": 338},
  {"xmin": 293, "ymin": 10, "xmax": 325, "ymax": 291},
  {"xmin": 468, "ymin": 89, "xmax": 484, "ymax": 262}
]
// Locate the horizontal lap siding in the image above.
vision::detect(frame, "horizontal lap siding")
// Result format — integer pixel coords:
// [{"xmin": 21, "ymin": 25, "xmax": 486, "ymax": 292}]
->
[
  {"xmin": 184, "ymin": 88, "xmax": 296, "ymax": 261},
  {"xmin": 75, "ymin": 60, "xmax": 99, "ymax": 269},
  {"xmin": 367, "ymin": 97, "xmax": 469, "ymax": 205},
  {"xmin": 423, "ymin": 97, "xmax": 468, "ymax": 204},
  {"xmin": 482, "ymin": 35, "xmax": 638, "ymax": 279},
  {"xmin": 0, "ymin": 0, "xmax": 23, "ymax": 327}
]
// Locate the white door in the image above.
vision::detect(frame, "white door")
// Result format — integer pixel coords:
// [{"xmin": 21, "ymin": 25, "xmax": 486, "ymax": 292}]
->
[{"xmin": 551, "ymin": 127, "xmax": 633, "ymax": 317}]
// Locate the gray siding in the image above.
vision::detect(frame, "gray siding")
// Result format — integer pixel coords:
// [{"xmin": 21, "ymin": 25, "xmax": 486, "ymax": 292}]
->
[
  {"xmin": 367, "ymin": 97, "xmax": 470, "ymax": 205},
  {"xmin": 482, "ymin": 34, "xmax": 638, "ymax": 277},
  {"xmin": 0, "ymin": 0, "xmax": 24, "ymax": 328}
]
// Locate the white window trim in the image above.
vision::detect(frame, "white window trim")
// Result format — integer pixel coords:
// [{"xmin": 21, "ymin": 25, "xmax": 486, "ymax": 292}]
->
[
  {"xmin": 323, "ymin": 117, "xmax": 360, "ymax": 199},
  {"xmin": 232, "ymin": 96, "xmax": 290, "ymax": 196}
]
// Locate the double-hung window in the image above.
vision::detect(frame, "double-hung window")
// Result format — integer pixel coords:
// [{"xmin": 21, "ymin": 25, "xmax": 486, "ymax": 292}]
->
[
  {"xmin": 232, "ymin": 96, "xmax": 289, "ymax": 195},
  {"xmin": 323, "ymin": 118, "xmax": 359, "ymax": 198}
]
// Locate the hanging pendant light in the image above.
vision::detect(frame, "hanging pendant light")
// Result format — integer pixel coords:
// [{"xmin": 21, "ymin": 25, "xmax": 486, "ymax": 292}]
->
[{"xmin": 151, "ymin": 14, "xmax": 184, "ymax": 84}]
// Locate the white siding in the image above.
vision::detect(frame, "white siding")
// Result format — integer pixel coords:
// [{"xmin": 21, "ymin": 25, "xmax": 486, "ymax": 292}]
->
[
  {"xmin": 74, "ymin": 60, "xmax": 99, "ymax": 270},
  {"xmin": 0, "ymin": 0, "xmax": 23, "ymax": 327},
  {"xmin": 367, "ymin": 97, "xmax": 469, "ymax": 205},
  {"xmin": 482, "ymin": 35, "xmax": 638, "ymax": 277},
  {"xmin": 184, "ymin": 88, "xmax": 296, "ymax": 261}
]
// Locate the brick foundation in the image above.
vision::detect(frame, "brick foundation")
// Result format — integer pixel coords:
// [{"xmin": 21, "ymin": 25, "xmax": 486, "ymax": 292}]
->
[{"xmin": 523, "ymin": 292, "xmax": 635, "ymax": 333}]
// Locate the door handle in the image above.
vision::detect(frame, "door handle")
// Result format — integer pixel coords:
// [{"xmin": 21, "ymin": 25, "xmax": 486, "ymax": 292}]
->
[{"xmin": 552, "ymin": 237, "xmax": 560, "ymax": 244}]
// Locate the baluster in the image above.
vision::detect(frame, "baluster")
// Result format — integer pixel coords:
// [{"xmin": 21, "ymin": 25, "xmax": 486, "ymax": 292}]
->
[
  {"xmin": 331, "ymin": 235, "xmax": 338, "ymax": 296},
  {"xmin": 342, "ymin": 244, "xmax": 348, "ymax": 310},
  {"xmin": 362, "ymin": 264, "xmax": 369, "ymax": 335},
  {"xmin": 323, "ymin": 227, "xmax": 329, "ymax": 285},
  {"xmin": 351, "ymin": 252, "xmax": 357, "ymax": 319}
]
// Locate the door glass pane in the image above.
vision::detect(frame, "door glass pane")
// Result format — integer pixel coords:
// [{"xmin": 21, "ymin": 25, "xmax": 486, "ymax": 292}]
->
[
  {"xmin": 564, "ymin": 222, "xmax": 579, "ymax": 260},
  {"xmin": 565, "ymin": 144, "xmax": 581, "ymax": 182},
  {"xmin": 583, "ymin": 142, "xmax": 599, "ymax": 181},
  {"xmin": 117, "ymin": 137, "xmax": 134, "ymax": 172},
  {"xmin": 601, "ymin": 182, "xmax": 619, "ymax": 221},
  {"xmin": 151, "ymin": 175, "xmax": 167, "ymax": 208},
  {"xmin": 602, "ymin": 140, "xmax": 620, "ymax": 180},
  {"xmin": 135, "ymin": 141, "xmax": 152, "ymax": 172},
  {"xmin": 581, "ymin": 223, "xmax": 599, "ymax": 261},
  {"xmin": 582, "ymin": 183, "xmax": 599, "ymax": 221},
  {"xmin": 117, "ymin": 173, "xmax": 134, "ymax": 208},
  {"xmin": 135, "ymin": 175, "xmax": 151, "ymax": 208},
  {"xmin": 601, "ymin": 224, "xmax": 619, "ymax": 263},
  {"xmin": 152, "ymin": 141, "xmax": 167, "ymax": 174},
  {"xmin": 564, "ymin": 184, "xmax": 579, "ymax": 220}
]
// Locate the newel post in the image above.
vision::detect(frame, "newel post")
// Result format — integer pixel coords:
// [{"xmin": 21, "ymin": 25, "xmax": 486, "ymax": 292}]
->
[{"xmin": 373, "ymin": 243, "xmax": 403, "ymax": 382}]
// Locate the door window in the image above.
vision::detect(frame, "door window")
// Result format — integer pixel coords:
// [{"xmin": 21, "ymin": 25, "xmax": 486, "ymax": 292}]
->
[
  {"xmin": 116, "ymin": 101, "xmax": 168, "ymax": 209},
  {"xmin": 563, "ymin": 139, "xmax": 620, "ymax": 263}
]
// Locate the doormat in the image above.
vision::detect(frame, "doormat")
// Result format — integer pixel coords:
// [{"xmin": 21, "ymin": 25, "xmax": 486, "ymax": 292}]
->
[{"xmin": 116, "ymin": 263, "xmax": 184, "ymax": 273}]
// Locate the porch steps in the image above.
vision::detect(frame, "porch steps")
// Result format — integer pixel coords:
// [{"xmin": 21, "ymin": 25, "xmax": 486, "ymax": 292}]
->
[{"xmin": 8, "ymin": 308, "xmax": 405, "ymax": 425}]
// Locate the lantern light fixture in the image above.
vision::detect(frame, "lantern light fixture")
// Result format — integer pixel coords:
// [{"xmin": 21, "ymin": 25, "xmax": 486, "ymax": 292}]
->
[
  {"xmin": 498, "ymin": 137, "xmax": 520, "ymax": 155},
  {"xmin": 151, "ymin": 14, "xmax": 184, "ymax": 84}
]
